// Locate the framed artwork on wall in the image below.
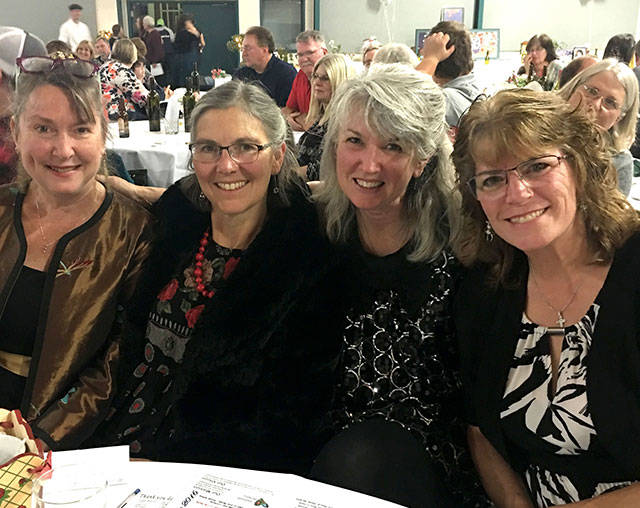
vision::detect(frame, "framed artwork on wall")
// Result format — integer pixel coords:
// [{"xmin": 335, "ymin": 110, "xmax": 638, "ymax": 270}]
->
[
  {"xmin": 415, "ymin": 28, "xmax": 431, "ymax": 55},
  {"xmin": 441, "ymin": 7, "xmax": 464, "ymax": 23},
  {"xmin": 470, "ymin": 29, "xmax": 500, "ymax": 60}
]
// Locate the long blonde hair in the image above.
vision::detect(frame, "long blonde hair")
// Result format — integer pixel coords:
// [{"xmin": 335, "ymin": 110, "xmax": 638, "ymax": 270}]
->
[{"xmin": 305, "ymin": 53, "xmax": 356, "ymax": 127}]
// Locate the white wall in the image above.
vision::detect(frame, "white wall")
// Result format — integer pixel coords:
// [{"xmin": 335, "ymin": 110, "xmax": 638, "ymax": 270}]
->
[
  {"xmin": 483, "ymin": 0, "xmax": 640, "ymax": 52},
  {"xmin": 1, "ymin": 0, "xmax": 98, "ymax": 44},
  {"xmin": 238, "ymin": 0, "xmax": 260, "ymax": 32},
  {"xmin": 319, "ymin": 0, "xmax": 640, "ymax": 54},
  {"xmin": 318, "ymin": 0, "xmax": 475, "ymax": 52},
  {"xmin": 96, "ymin": 0, "xmax": 118, "ymax": 34}
]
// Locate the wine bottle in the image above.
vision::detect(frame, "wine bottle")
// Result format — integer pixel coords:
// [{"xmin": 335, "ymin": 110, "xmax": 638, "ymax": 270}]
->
[
  {"xmin": 191, "ymin": 61, "xmax": 200, "ymax": 93},
  {"xmin": 147, "ymin": 76, "xmax": 161, "ymax": 132},
  {"xmin": 118, "ymin": 97, "xmax": 129, "ymax": 138},
  {"xmin": 183, "ymin": 76, "xmax": 196, "ymax": 133}
]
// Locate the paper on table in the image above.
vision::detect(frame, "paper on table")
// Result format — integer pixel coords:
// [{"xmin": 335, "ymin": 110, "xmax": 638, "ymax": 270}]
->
[
  {"xmin": 51, "ymin": 445, "xmax": 129, "ymax": 485},
  {"xmin": 166, "ymin": 464, "xmax": 405, "ymax": 508}
]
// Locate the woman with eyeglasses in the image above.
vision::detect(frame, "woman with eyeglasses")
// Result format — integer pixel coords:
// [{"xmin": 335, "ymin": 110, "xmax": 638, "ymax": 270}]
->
[
  {"xmin": 297, "ymin": 53, "xmax": 356, "ymax": 181},
  {"xmin": 93, "ymin": 80, "xmax": 342, "ymax": 473},
  {"xmin": 558, "ymin": 58, "xmax": 639, "ymax": 197},
  {"xmin": 0, "ymin": 56, "xmax": 152, "ymax": 449},
  {"xmin": 453, "ymin": 88, "xmax": 640, "ymax": 507},
  {"xmin": 310, "ymin": 64, "xmax": 486, "ymax": 507}
]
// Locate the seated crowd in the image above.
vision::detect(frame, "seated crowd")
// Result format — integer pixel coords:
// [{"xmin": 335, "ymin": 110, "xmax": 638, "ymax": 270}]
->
[{"xmin": 1, "ymin": 12, "xmax": 640, "ymax": 508}]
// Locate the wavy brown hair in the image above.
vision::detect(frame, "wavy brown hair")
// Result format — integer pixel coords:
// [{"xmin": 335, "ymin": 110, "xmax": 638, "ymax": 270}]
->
[{"xmin": 452, "ymin": 88, "xmax": 640, "ymax": 285}]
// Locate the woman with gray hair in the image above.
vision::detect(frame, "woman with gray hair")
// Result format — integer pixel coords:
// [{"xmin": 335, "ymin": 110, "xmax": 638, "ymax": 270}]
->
[
  {"xmin": 371, "ymin": 42, "xmax": 419, "ymax": 67},
  {"xmin": 93, "ymin": 80, "xmax": 343, "ymax": 473},
  {"xmin": 558, "ymin": 58, "xmax": 639, "ymax": 196},
  {"xmin": 311, "ymin": 64, "xmax": 485, "ymax": 507}
]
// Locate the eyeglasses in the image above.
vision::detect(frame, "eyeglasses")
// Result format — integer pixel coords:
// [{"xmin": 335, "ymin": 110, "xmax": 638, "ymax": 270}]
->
[
  {"xmin": 467, "ymin": 154, "xmax": 567, "ymax": 200},
  {"xmin": 311, "ymin": 73, "xmax": 330, "ymax": 82},
  {"xmin": 579, "ymin": 84, "xmax": 621, "ymax": 111},
  {"xmin": 189, "ymin": 142, "xmax": 274, "ymax": 164},
  {"xmin": 296, "ymin": 48, "xmax": 321, "ymax": 59},
  {"xmin": 16, "ymin": 56, "xmax": 98, "ymax": 78}
]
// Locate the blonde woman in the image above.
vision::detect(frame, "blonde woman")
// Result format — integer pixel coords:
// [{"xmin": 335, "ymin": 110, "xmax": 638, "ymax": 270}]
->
[
  {"xmin": 297, "ymin": 53, "xmax": 356, "ymax": 180},
  {"xmin": 75, "ymin": 39, "xmax": 94, "ymax": 61},
  {"xmin": 558, "ymin": 58, "xmax": 639, "ymax": 196}
]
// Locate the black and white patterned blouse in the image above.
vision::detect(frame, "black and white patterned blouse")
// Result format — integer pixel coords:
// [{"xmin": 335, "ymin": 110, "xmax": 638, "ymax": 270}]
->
[
  {"xmin": 501, "ymin": 304, "xmax": 633, "ymax": 507},
  {"xmin": 332, "ymin": 240, "xmax": 488, "ymax": 506}
]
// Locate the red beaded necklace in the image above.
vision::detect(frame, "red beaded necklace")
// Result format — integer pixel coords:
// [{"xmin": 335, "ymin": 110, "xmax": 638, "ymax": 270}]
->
[{"xmin": 194, "ymin": 229, "xmax": 215, "ymax": 299}]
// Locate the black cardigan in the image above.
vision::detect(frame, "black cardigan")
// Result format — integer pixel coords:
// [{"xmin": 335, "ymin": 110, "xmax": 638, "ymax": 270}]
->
[
  {"xmin": 455, "ymin": 233, "xmax": 640, "ymax": 479},
  {"xmin": 101, "ymin": 177, "xmax": 344, "ymax": 474}
]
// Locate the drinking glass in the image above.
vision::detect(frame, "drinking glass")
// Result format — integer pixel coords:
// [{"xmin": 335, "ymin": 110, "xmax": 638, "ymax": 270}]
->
[{"xmin": 31, "ymin": 464, "xmax": 107, "ymax": 507}]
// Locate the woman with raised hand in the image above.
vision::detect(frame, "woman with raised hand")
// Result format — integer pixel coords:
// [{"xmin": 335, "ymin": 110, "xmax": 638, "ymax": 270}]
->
[
  {"xmin": 453, "ymin": 88, "xmax": 640, "ymax": 507},
  {"xmin": 0, "ymin": 55, "xmax": 151, "ymax": 449}
]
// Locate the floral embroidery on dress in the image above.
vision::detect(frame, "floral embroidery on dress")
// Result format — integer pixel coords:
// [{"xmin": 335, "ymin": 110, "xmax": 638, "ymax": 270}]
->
[{"xmin": 56, "ymin": 258, "xmax": 93, "ymax": 278}]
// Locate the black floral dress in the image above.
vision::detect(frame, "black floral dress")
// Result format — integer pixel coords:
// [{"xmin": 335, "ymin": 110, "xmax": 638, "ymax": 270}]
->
[
  {"xmin": 102, "ymin": 232, "xmax": 242, "ymax": 455},
  {"xmin": 297, "ymin": 121, "xmax": 327, "ymax": 181}
]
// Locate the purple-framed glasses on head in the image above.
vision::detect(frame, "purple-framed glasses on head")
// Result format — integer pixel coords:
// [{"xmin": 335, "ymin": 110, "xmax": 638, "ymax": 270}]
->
[{"xmin": 16, "ymin": 56, "xmax": 98, "ymax": 78}]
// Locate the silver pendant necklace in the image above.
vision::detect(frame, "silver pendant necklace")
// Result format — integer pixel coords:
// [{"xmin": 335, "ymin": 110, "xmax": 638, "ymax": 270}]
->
[{"xmin": 530, "ymin": 272, "xmax": 584, "ymax": 328}]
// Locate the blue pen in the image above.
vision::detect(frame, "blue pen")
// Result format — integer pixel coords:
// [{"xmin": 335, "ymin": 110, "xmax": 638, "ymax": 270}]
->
[{"xmin": 116, "ymin": 488, "xmax": 141, "ymax": 508}]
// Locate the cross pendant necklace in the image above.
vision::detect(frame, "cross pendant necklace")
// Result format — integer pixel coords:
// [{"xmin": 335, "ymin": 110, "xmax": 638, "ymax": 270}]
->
[{"xmin": 530, "ymin": 272, "xmax": 583, "ymax": 328}]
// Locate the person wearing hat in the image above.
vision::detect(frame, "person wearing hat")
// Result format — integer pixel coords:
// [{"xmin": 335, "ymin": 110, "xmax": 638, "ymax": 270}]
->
[
  {"xmin": 58, "ymin": 3, "xmax": 92, "ymax": 54},
  {"xmin": 0, "ymin": 26, "xmax": 46, "ymax": 184}
]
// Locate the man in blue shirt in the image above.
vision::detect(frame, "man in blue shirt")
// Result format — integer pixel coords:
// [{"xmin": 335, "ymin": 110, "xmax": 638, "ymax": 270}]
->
[{"xmin": 233, "ymin": 26, "xmax": 296, "ymax": 107}]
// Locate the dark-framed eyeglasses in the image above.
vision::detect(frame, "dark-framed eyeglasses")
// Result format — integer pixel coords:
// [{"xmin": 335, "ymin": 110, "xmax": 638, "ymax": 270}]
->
[
  {"xmin": 467, "ymin": 154, "xmax": 568, "ymax": 200},
  {"xmin": 580, "ymin": 84, "xmax": 621, "ymax": 111},
  {"xmin": 189, "ymin": 141, "xmax": 275, "ymax": 164},
  {"xmin": 296, "ymin": 48, "xmax": 321, "ymax": 59},
  {"xmin": 311, "ymin": 73, "xmax": 330, "ymax": 82},
  {"xmin": 16, "ymin": 56, "xmax": 98, "ymax": 78}
]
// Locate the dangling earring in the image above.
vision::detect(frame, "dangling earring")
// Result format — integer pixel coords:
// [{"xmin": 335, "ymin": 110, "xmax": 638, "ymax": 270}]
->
[
  {"xmin": 484, "ymin": 220, "xmax": 494, "ymax": 242},
  {"xmin": 199, "ymin": 191, "xmax": 207, "ymax": 201}
]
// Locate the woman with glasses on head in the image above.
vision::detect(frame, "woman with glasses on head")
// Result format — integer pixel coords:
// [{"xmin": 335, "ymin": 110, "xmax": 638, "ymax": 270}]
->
[
  {"xmin": 99, "ymin": 38, "xmax": 149, "ymax": 121},
  {"xmin": 310, "ymin": 64, "xmax": 486, "ymax": 507},
  {"xmin": 0, "ymin": 56, "xmax": 152, "ymax": 449},
  {"xmin": 453, "ymin": 88, "xmax": 640, "ymax": 507},
  {"xmin": 93, "ymin": 80, "xmax": 342, "ymax": 472},
  {"xmin": 297, "ymin": 53, "xmax": 356, "ymax": 181},
  {"xmin": 558, "ymin": 58, "xmax": 639, "ymax": 197}
]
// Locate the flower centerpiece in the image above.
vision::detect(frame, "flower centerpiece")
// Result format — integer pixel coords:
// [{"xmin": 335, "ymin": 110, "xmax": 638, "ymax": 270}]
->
[
  {"xmin": 226, "ymin": 34, "xmax": 243, "ymax": 53},
  {"xmin": 211, "ymin": 68, "xmax": 228, "ymax": 79}
]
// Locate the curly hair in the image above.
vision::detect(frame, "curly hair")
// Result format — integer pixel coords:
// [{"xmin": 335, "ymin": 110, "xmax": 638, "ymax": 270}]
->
[
  {"xmin": 315, "ymin": 63, "xmax": 460, "ymax": 262},
  {"xmin": 452, "ymin": 88, "xmax": 640, "ymax": 284}
]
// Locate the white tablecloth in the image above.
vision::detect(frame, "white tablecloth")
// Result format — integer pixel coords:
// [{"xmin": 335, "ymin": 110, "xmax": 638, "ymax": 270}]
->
[{"xmin": 107, "ymin": 120, "xmax": 192, "ymax": 188}]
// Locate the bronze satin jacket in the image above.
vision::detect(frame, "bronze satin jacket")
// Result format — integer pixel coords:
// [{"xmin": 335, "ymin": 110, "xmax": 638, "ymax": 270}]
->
[{"xmin": 0, "ymin": 184, "xmax": 153, "ymax": 449}]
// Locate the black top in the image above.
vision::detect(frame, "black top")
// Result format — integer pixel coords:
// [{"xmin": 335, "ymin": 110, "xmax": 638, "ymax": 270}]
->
[
  {"xmin": 233, "ymin": 55, "xmax": 297, "ymax": 107},
  {"xmin": 174, "ymin": 29, "xmax": 200, "ymax": 54},
  {"xmin": 297, "ymin": 121, "xmax": 327, "ymax": 181},
  {"xmin": 0, "ymin": 266, "xmax": 45, "ymax": 408},
  {"xmin": 94, "ymin": 176, "xmax": 344, "ymax": 474},
  {"xmin": 331, "ymin": 236, "xmax": 488, "ymax": 506},
  {"xmin": 455, "ymin": 232, "xmax": 640, "ymax": 483}
]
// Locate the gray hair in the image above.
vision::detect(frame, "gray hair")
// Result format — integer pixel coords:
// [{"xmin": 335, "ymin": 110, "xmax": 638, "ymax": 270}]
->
[
  {"xmin": 315, "ymin": 63, "xmax": 460, "ymax": 262},
  {"xmin": 296, "ymin": 30, "xmax": 326, "ymax": 47},
  {"xmin": 558, "ymin": 58, "xmax": 639, "ymax": 151},
  {"xmin": 371, "ymin": 42, "xmax": 419, "ymax": 67},
  {"xmin": 111, "ymin": 39, "xmax": 137, "ymax": 65},
  {"xmin": 142, "ymin": 15, "xmax": 155, "ymax": 28},
  {"xmin": 184, "ymin": 79, "xmax": 300, "ymax": 207}
]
